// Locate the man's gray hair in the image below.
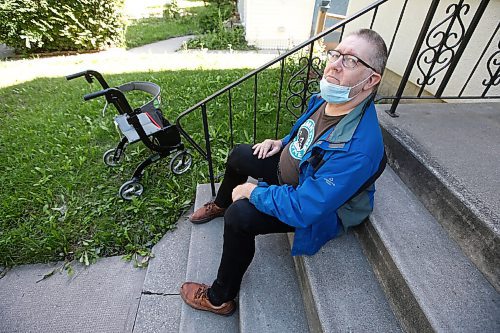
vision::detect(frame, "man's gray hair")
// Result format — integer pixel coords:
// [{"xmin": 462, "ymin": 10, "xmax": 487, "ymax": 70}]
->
[{"xmin": 348, "ymin": 29, "xmax": 388, "ymax": 74}]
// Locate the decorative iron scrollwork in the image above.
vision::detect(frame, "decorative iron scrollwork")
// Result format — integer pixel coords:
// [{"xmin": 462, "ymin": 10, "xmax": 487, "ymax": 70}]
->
[
  {"xmin": 285, "ymin": 55, "xmax": 324, "ymax": 117},
  {"xmin": 482, "ymin": 39, "xmax": 500, "ymax": 87},
  {"xmin": 308, "ymin": 56, "xmax": 324, "ymax": 95},
  {"xmin": 416, "ymin": 1, "xmax": 469, "ymax": 89}
]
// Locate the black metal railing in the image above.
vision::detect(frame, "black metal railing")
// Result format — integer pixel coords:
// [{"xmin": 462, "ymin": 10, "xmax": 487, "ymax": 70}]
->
[
  {"xmin": 385, "ymin": 0, "xmax": 498, "ymax": 115},
  {"xmin": 176, "ymin": 0, "xmax": 499, "ymax": 195}
]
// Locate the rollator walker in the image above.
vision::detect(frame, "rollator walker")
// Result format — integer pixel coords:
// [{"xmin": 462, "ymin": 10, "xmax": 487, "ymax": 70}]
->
[{"xmin": 66, "ymin": 70, "xmax": 192, "ymax": 200}]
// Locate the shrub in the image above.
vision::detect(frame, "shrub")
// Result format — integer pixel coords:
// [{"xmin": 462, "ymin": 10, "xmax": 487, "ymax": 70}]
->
[
  {"xmin": 196, "ymin": 4, "xmax": 232, "ymax": 33},
  {"xmin": 0, "ymin": 0, "xmax": 126, "ymax": 54},
  {"xmin": 187, "ymin": 3, "xmax": 253, "ymax": 51},
  {"xmin": 188, "ymin": 26, "xmax": 252, "ymax": 51},
  {"xmin": 163, "ymin": 0, "xmax": 182, "ymax": 20},
  {"xmin": 203, "ymin": 0, "xmax": 234, "ymax": 8}
]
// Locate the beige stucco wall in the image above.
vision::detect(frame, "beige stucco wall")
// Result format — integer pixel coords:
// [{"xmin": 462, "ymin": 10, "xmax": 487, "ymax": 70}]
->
[
  {"xmin": 342, "ymin": 0, "xmax": 499, "ymax": 98},
  {"xmin": 239, "ymin": 0, "xmax": 316, "ymax": 49}
]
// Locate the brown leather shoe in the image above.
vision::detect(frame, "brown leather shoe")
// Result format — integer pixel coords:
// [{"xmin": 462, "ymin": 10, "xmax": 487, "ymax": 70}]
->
[
  {"xmin": 189, "ymin": 201, "xmax": 225, "ymax": 224},
  {"xmin": 180, "ymin": 282, "xmax": 236, "ymax": 316}
]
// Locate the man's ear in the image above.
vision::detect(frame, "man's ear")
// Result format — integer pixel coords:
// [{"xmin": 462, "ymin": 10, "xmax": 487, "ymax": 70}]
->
[{"xmin": 364, "ymin": 72, "xmax": 381, "ymax": 90}]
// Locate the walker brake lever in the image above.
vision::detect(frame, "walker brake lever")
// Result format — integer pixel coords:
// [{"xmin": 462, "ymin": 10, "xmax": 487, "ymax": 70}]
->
[{"xmin": 102, "ymin": 100, "xmax": 109, "ymax": 117}]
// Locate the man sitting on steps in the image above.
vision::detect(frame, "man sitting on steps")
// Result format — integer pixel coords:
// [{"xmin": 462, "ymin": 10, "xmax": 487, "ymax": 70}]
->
[{"xmin": 180, "ymin": 28, "xmax": 388, "ymax": 316}]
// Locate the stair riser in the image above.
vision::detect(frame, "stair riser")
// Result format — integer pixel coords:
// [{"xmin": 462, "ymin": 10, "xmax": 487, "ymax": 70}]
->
[
  {"xmin": 289, "ymin": 232, "xmax": 401, "ymax": 333},
  {"xmin": 239, "ymin": 234, "xmax": 309, "ymax": 333},
  {"xmin": 290, "ymin": 254, "xmax": 323, "ymax": 333},
  {"xmin": 381, "ymin": 127, "xmax": 500, "ymax": 291},
  {"xmin": 355, "ymin": 222, "xmax": 433, "ymax": 333}
]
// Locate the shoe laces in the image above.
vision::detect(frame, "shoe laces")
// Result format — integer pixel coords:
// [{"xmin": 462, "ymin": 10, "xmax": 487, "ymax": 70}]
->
[
  {"xmin": 203, "ymin": 201, "xmax": 218, "ymax": 211},
  {"xmin": 194, "ymin": 285, "xmax": 209, "ymax": 301}
]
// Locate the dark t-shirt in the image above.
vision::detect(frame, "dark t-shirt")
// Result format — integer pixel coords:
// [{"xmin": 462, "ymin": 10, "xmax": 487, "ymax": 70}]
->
[{"xmin": 279, "ymin": 103, "xmax": 345, "ymax": 187}]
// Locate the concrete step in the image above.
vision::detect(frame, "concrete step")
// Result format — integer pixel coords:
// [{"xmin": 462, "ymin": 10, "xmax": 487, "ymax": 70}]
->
[
  {"xmin": 239, "ymin": 233, "xmax": 309, "ymax": 333},
  {"xmin": 356, "ymin": 167, "xmax": 500, "ymax": 332},
  {"xmin": 179, "ymin": 183, "xmax": 240, "ymax": 333},
  {"xmin": 291, "ymin": 230, "xmax": 402, "ymax": 332},
  {"xmin": 376, "ymin": 104, "xmax": 500, "ymax": 290},
  {"xmin": 133, "ymin": 207, "xmax": 193, "ymax": 333},
  {"xmin": 182, "ymin": 183, "xmax": 310, "ymax": 333}
]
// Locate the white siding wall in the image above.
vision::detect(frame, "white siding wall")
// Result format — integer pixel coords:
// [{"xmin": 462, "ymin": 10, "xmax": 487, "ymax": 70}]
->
[{"xmin": 238, "ymin": 0, "xmax": 316, "ymax": 49}]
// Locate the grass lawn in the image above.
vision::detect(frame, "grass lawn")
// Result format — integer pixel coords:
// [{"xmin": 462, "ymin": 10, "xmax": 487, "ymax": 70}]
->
[
  {"xmin": 125, "ymin": 2, "xmax": 207, "ymax": 49},
  {"xmin": 124, "ymin": 0, "xmax": 252, "ymax": 51},
  {"xmin": 0, "ymin": 67, "xmax": 299, "ymax": 267}
]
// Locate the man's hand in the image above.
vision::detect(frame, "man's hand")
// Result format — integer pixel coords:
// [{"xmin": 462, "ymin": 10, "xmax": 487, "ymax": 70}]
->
[
  {"xmin": 252, "ymin": 139, "xmax": 282, "ymax": 159},
  {"xmin": 232, "ymin": 183, "xmax": 257, "ymax": 202}
]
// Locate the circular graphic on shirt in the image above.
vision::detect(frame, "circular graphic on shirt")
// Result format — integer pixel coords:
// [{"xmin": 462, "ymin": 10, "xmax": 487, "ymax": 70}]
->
[{"xmin": 289, "ymin": 119, "xmax": 315, "ymax": 159}]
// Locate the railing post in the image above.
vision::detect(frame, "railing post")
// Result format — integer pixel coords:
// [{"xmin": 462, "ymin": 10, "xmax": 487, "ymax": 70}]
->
[
  {"xmin": 387, "ymin": 0, "xmax": 409, "ymax": 57},
  {"xmin": 201, "ymin": 103, "xmax": 216, "ymax": 197},
  {"xmin": 369, "ymin": 6, "xmax": 378, "ymax": 29},
  {"xmin": 275, "ymin": 59, "xmax": 285, "ymax": 139},
  {"xmin": 228, "ymin": 90, "xmax": 234, "ymax": 148},
  {"xmin": 435, "ymin": 0, "xmax": 490, "ymax": 97},
  {"xmin": 253, "ymin": 75, "xmax": 258, "ymax": 144},
  {"xmin": 387, "ymin": 0, "xmax": 441, "ymax": 117},
  {"xmin": 302, "ymin": 42, "xmax": 315, "ymax": 113},
  {"xmin": 459, "ymin": 22, "xmax": 499, "ymax": 97}
]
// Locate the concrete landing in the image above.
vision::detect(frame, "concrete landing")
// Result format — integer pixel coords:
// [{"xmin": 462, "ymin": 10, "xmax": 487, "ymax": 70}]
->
[
  {"xmin": 0, "ymin": 257, "xmax": 146, "ymax": 333},
  {"xmin": 376, "ymin": 102, "xmax": 500, "ymax": 224},
  {"xmin": 376, "ymin": 102, "xmax": 500, "ymax": 289}
]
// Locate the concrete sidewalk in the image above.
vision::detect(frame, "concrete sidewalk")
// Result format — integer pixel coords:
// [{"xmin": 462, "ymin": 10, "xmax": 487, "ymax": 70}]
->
[
  {"xmin": 0, "ymin": 36, "xmax": 280, "ymax": 88},
  {"xmin": 0, "ymin": 257, "xmax": 146, "ymax": 333},
  {"xmin": 0, "ymin": 44, "xmax": 14, "ymax": 59}
]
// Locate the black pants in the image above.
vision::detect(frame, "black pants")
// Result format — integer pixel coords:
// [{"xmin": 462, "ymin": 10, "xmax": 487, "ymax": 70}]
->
[{"xmin": 208, "ymin": 144, "xmax": 295, "ymax": 305}]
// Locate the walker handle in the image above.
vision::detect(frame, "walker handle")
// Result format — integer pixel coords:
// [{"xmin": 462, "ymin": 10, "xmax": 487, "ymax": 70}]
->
[
  {"xmin": 83, "ymin": 89, "xmax": 108, "ymax": 101},
  {"xmin": 65, "ymin": 71, "xmax": 88, "ymax": 81},
  {"xmin": 65, "ymin": 70, "xmax": 109, "ymax": 88},
  {"xmin": 83, "ymin": 88, "xmax": 133, "ymax": 114}
]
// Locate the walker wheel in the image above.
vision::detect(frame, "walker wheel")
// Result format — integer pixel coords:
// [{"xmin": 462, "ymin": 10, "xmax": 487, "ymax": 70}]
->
[
  {"xmin": 103, "ymin": 148, "xmax": 124, "ymax": 167},
  {"xmin": 170, "ymin": 151, "xmax": 192, "ymax": 175},
  {"xmin": 119, "ymin": 180, "xmax": 144, "ymax": 201}
]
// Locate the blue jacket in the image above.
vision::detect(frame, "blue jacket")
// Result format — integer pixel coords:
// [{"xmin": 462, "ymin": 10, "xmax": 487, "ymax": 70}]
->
[{"xmin": 249, "ymin": 94, "xmax": 385, "ymax": 255}]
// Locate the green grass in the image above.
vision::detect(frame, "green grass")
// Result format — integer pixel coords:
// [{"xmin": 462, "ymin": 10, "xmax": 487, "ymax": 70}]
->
[
  {"xmin": 0, "ymin": 66, "xmax": 302, "ymax": 267},
  {"xmin": 125, "ymin": 4, "xmax": 209, "ymax": 49},
  {"xmin": 125, "ymin": 2, "xmax": 253, "ymax": 51}
]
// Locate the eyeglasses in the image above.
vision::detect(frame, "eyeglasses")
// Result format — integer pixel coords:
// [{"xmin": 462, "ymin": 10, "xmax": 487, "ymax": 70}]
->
[{"xmin": 326, "ymin": 50, "xmax": 377, "ymax": 73}]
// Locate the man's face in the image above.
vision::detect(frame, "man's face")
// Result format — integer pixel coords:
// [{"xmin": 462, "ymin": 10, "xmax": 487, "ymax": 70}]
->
[{"xmin": 323, "ymin": 35, "xmax": 376, "ymax": 90}]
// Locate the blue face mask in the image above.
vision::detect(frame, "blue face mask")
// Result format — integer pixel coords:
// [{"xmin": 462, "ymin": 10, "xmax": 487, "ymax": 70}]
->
[{"xmin": 320, "ymin": 75, "xmax": 372, "ymax": 104}]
